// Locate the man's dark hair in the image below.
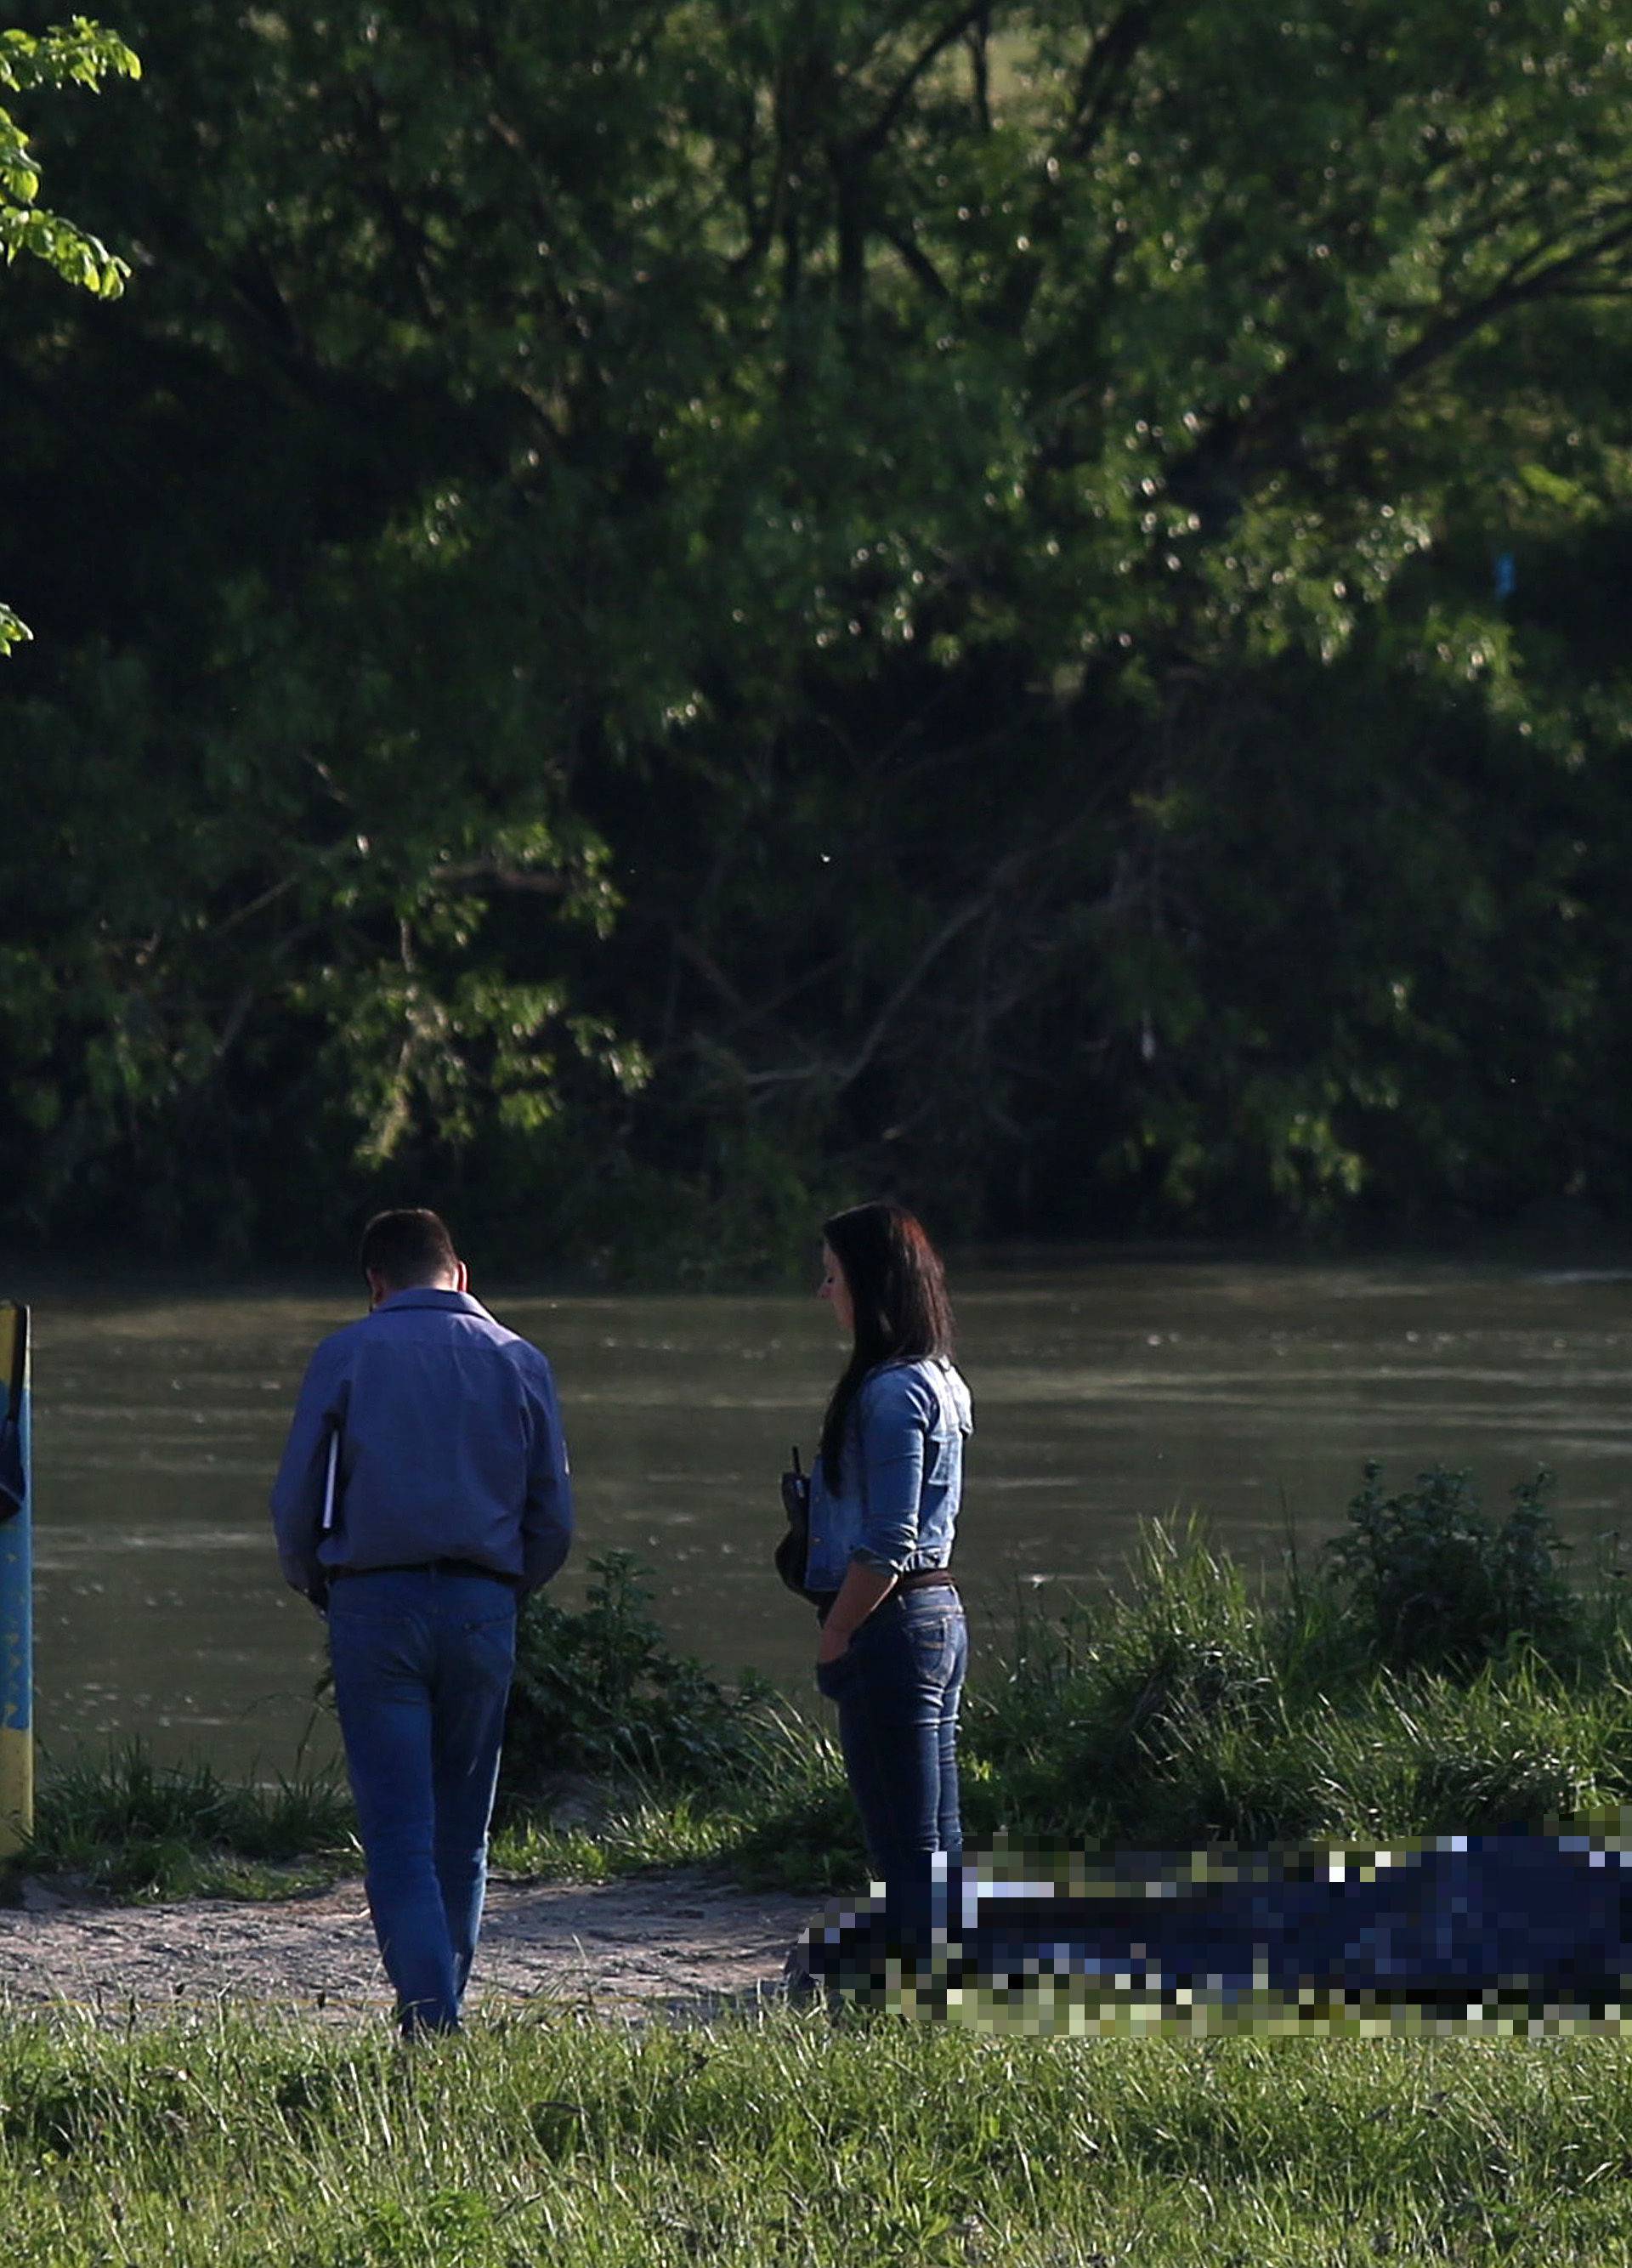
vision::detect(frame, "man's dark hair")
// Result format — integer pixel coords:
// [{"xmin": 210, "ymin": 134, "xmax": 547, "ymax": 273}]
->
[{"xmin": 360, "ymin": 1208, "xmax": 459, "ymax": 1289}]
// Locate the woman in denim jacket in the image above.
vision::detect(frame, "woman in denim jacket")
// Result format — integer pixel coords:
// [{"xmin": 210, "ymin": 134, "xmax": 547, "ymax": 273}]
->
[{"xmin": 807, "ymin": 1200, "xmax": 972, "ymax": 1901}]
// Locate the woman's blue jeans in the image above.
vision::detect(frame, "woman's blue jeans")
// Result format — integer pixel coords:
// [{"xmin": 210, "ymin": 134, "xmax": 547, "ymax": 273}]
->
[
  {"xmin": 816, "ymin": 1587, "xmax": 967, "ymax": 1964},
  {"xmin": 326, "ymin": 1567, "xmax": 517, "ymax": 2037}
]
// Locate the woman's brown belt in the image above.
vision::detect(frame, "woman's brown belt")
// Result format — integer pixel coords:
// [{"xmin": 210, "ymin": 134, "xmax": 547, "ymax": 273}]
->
[{"xmin": 808, "ymin": 1568, "xmax": 958, "ymax": 1621}]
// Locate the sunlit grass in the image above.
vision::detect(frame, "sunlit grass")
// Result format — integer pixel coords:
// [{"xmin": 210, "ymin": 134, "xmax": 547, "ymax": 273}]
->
[
  {"xmin": 4, "ymin": 2004, "xmax": 1632, "ymax": 2265},
  {"xmin": 490, "ymin": 1789, "xmax": 749, "ymax": 1881}
]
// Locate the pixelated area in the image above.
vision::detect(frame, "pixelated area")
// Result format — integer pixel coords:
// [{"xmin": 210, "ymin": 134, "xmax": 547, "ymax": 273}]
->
[{"xmin": 790, "ymin": 1834, "xmax": 1632, "ymax": 2036}]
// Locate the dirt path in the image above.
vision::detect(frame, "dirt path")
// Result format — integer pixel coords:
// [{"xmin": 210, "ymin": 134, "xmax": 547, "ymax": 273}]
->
[{"xmin": 0, "ymin": 1869, "xmax": 822, "ymax": 2027}]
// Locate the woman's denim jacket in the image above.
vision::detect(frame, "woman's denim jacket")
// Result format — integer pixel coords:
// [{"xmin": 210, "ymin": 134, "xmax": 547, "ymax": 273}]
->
[{"xmin": 803, "ymin": 1357, "xmax": 972, "ymax": 1594}]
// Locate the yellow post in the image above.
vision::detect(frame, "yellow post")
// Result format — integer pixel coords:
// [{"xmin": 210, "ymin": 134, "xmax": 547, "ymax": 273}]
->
[{"xmin": 0, "ymin": 1302, "xmax": 32, "ymax": 1856}]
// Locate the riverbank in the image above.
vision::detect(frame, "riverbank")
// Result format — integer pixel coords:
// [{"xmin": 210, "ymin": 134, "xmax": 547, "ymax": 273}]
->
[
  {"xmin": 23, "ymin": 1252, "xmax": 1632, "ymax": 1771},
  {"xmin": 17, "ymin": 1482, "xmax": 1632, "ymax": 1912},
  {"xmin": 0, "ymin": 1865, "xmax": 812, "ymax": 2027}
]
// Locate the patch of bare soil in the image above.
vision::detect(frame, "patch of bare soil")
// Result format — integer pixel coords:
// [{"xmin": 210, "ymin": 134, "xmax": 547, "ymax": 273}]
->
[{"xmin": 0, "ymin": 1869, "xmax": 821, "ymax": 2027}]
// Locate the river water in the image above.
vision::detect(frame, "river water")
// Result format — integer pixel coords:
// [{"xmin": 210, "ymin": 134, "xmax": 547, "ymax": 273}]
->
[{"xmin": 13, "ymin": 1253, "xmax": 1632, "ymax": 1774}]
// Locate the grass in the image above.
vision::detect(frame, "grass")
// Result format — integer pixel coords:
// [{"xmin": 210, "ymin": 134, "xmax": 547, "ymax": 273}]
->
[
  {"xmin": 5, "ymin": 2004, "xmax": 1632, "ymax": 2265},
  {"xmin": 952, "ymin": 1519, "xmax": 1632, "ymax": 1856},
  {"xmin": 20, "ymin": 1748, "xmax": 356, "ymax": 1900}
]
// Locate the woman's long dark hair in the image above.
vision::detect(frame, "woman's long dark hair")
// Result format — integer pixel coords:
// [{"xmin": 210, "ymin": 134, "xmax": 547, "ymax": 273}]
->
[{"xmin": 819, "ymin": 1201, "xmax": 955, "ymax": 1492}]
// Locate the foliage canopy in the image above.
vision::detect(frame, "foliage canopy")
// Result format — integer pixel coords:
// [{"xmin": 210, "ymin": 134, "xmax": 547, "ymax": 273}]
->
[
  {"xmin": 2, "ymin": 3, "xmax": 1630, "ymax": 1266},
  {"xmin": 0, "ymin": 14, "xmax": 136, "ymax": 653}
]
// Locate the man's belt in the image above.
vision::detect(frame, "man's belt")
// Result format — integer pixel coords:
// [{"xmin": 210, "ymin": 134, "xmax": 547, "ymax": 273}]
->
[{"xmin": 328, "ymin": 1558, "xmax": 519, "ymax": 1588}]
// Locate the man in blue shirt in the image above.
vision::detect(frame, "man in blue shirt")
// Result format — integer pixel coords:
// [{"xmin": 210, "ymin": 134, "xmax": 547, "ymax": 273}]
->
[{"xmin": 271, "ymin": 1208, "xmax": 572, "ymax": 2035}]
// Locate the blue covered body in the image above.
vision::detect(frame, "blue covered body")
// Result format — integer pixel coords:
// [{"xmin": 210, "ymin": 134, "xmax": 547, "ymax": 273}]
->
[{"xmin": 802, "ymin": 1837, "xmax": 1632, "ymax": 2010}]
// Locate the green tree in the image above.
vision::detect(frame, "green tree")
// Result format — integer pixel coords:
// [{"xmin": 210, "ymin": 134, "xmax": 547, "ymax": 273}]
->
[
  {"xmin": 2, "ymin": 3, "xmax": 1630, "ymax": 1261},
  {"xmin": 1, "ymin": 14, "xmax": 137, "ymax": 652}
]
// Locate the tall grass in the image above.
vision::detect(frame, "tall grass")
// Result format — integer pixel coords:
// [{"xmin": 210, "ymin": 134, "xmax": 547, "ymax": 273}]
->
[
  {"xmin": 5, "ymin": 2006, "xmax": 1632, "ymax": 2265},
  {"xmin": 25, "ymin": 1748, "xmax": 354, "ymax": 1898},
  {"xmin": 493, "ymin": 1494, "xmax": 1632, "ymax": 1894},
  {"xmin": 492, "ymin": 1694, "xmax": 853, "ymax": 1885},
  {"xmin": 959, "ymin": 1515, "xmax": 1632, "ymax": 1857}
]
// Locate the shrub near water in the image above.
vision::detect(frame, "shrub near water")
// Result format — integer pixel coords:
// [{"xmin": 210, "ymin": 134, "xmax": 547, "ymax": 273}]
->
[
  {"xmin": 502, "ymin": 1551, "xmax": 780, "ymax": 1796},
  {"xmin": 491, "ymin": 1549, "xmax": 864, "ymax": 1887},
  {"xmin": 1328, "ymin": 1461, "xmax": 1577, "ymax": 1674},
  {"xmin": 503, "ymin": 1542, "xmax": 797, "ymax": 1805}
]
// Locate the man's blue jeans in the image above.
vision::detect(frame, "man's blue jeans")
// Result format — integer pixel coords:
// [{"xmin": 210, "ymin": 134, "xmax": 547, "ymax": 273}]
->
[
  {"xmin": 816, "ymin": 1587, "xmax": 967, "ymax": 1967},
  {"xmin": 327, "ymin": 1567, "xmax": 517, "ymax": 2036}
]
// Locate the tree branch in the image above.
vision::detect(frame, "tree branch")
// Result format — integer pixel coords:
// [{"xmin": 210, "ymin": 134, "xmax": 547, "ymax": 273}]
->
[
  {"xmin": 881, "ymin": 218, "xmax": 952, "ymax": 300},
  {"xmin": 431, "ymin": 860, "xmax": 572, "ymax": 896},
  {"xmin": 740, "ymin": 852, "xmax": 1028, "ymax": 1099},
  {"xmin": 852, "ymin": 3, "xmax": 989, "ymax": 163},
  {"xmin": 1061, "ymin": 3, "xmax": 1164, "ymax": 163},
  {"xmin": 1389, "ymin": 212, "xmax": 1632, "ymax": 388}
]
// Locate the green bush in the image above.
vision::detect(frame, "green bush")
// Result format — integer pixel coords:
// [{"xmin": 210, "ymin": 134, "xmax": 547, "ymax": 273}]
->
[
  {"xmin": 500, "ymin": 1551, "xmax": 781, "ymax": 1803},
  {"xmin": 1325, "ymin": 1460, "xmax": 1576, "ymax": 1675}
]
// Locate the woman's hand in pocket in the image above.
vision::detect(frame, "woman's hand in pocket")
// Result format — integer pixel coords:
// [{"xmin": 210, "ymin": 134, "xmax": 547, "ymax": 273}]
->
[
  {"xmin": 816, "ymin": 1624, "xmax": 852, "ymax": 1668},
  {"xmin": 814, "ymin": 1647, "xmax": 857, "ymax": 1699}
]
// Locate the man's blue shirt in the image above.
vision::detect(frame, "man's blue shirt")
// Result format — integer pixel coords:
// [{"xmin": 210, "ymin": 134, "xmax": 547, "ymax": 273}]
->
[{"xmin": 269, "ymin": 1288, "xmax": 573, "ymax": 1598}]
